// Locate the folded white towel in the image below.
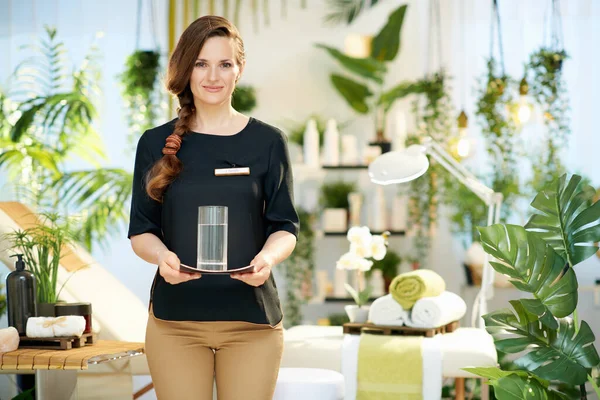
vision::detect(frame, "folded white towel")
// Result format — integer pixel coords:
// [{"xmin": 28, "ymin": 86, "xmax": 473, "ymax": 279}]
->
[
  {"xmin": 26, "ymin": 317, "xmax": 55, "ymax": 338},
  {"xmin": 406, "ymin": 291, "xmax": 466, "ymax": 329},
  {"xmin": 26, "ymin": 316, "xmax": 86, "ymax": 338},
  {"xmin": 368, "ymin": 294, "xmax": 408, "ymax": 326},
  {"xmin": 0, "ymin": 327, "xmax": 20, "ymax": 352},
  {"xmin": 52, "ymin": 316, "xmax": 86, "ymax": 337}
]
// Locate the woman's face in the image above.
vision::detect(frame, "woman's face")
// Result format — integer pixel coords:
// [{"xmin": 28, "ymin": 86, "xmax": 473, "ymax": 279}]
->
[{"xmin": 190, "ymin": 36, "xmax": 243, "ymax": 108}]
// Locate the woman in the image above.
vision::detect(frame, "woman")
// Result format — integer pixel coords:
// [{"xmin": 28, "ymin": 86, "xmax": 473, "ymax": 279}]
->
[{"xmin": 127, "ymin": 15, "xmax": 299, "ymax": 400}]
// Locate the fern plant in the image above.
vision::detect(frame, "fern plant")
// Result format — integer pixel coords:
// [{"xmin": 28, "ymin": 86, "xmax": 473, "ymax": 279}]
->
[
  {"xmin": 465, "ymin": 174, "xmax": 600, "ymax": 399},
  {"xmin": 0, "ymin": 26, "xmax": 132, "ymax": 251}
]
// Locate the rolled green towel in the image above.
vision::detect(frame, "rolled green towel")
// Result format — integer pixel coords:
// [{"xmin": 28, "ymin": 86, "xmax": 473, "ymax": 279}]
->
[{"xmin": 389, "ymin": 269, "xmax": 446, "ymax": 309}]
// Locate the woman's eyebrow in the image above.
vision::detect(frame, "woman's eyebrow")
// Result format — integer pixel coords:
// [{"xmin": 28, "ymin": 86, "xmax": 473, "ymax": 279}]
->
[{"xmin": 196, "ymin": 58, "xmax": 232, "ymax": 62}]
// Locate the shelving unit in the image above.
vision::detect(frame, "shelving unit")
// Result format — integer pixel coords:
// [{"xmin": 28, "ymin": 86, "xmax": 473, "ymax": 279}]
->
[{"xmin": 323, "ymin": 230, "xmax": 405, "ymax": 237}]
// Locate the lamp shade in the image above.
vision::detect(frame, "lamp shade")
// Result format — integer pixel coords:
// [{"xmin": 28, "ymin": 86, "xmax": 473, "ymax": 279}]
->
[{"xmin": 368, "ymin": 144, "xmax": 429, "ymax": 185}]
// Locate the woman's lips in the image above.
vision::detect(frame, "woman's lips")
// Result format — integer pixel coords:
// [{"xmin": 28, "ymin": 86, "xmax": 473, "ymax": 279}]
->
[{"xmin": 203, "ymin": 86, "xmax": 224, "ymax": 93}]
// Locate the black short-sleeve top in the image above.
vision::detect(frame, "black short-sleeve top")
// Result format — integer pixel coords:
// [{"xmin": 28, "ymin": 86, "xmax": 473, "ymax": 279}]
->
[{"xmin": 127, "ymin": 117, "xmax": 299, "ymax": 325}]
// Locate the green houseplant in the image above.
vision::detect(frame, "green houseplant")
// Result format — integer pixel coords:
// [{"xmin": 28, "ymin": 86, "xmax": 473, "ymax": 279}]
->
[
  {"xmin": 319, "ymin": 180, "xmax": 357, "ymax": 210},
  {"xmin": 232, "ymin": 84, "xmax": 257, "ymax": 113},
  {"xmin": 0, "ymin": 26, "xmax": 132, "ymax": 251},
  {"xmin": 319, "ymin": 180, "xmax": 357, "ymax": 233},
  {"xmin": 316, "ymin": 4, "xmax": 414, "ymax": 145},
  {"xmin": 527, "ymin": 48, "xmax": 569, "ymax": 196},
  {"xmin": 465, "ymin": 174, "xmax": 600, "ymax": 399},
  {"xmin": 117, "ymin": 49, "xmax": 162, "ymax": 147},
  {"xmin": 282, "ymin": 208, "xmax": 316, "ymax": 328},
  {"xmin": 2, "ymin": 212, "xmax": 80, "ymax": 315}
]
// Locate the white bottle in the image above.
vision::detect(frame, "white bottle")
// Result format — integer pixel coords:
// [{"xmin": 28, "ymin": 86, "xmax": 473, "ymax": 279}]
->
[
  {"xmin": 389, "ymin": 110, "xmax": 407, "ymax": 152},
  {"xmin": 303, "ymin": 119, "xmax": 320, "ymax": 167},
  {"xmin": 340, "ymin": 134, "xmax": 359, "ymax": 165},
  {"xmin": 391, "ymin": 194, "xmax": 408, "ymax": 232},
  {"xmin": 323, "ymin": 118, "xmax": 340, "ymax": 166},
  {"xmin": 371, "ymin": 186, "xmax": 387, "ymax": 232}
]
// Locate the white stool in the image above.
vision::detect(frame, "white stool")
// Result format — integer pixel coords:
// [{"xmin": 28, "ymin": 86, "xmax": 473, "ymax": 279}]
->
[{"xmin": 274, "ymin": 368, "xmax": 345, "ymax": 400}]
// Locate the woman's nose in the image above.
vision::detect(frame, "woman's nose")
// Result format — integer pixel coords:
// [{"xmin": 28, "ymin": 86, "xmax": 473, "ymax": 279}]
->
[{"xmin": 208, "ymin": 66, "xmax": 218, "ymax": 81}]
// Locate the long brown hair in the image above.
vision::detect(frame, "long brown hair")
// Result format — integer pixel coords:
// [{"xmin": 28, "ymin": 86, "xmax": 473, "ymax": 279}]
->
[{"xmin": 145, "ymin": 15, "xmax": 246, "ymax": 202}]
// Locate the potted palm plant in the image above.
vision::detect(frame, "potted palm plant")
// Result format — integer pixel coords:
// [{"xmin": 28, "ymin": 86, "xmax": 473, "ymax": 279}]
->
[
  {"xmin": 0, "ymin": 26, "xmax": 132, "ymax": 252},
  {"xmin": 465, "ymin": 174, "xmax": 600, "ymax": 399},
  {"xmin": 3, "ymin": 212, "xmax": 79, "ymax": 316}
]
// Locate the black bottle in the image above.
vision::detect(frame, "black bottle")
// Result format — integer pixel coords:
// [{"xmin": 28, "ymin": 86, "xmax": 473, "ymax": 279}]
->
[{"xmin": 6, "ymin": 254, "xmax": 37, "ymax": 335}]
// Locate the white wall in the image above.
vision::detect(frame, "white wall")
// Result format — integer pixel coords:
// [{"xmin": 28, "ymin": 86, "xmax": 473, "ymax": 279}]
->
[{"xmin": 0, "ymin": 0, "xmax": 599, "ymax": 397}]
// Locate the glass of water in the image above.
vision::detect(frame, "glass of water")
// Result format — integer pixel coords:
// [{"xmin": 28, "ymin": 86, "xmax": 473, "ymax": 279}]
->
[{"xmin": 197, "ymin": 206, "xmax": 228, "ymax": 271}]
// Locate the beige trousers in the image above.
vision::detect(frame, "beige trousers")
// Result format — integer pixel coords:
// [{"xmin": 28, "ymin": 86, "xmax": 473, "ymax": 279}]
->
[{"xmin": 145, "ymin": 306, "xmax": 284, "ymax": 400}]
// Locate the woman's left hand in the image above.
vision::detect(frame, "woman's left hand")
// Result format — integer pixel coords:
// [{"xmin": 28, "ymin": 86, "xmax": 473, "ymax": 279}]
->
[{"xmin": 230, "ymin": 253, "xmax": 274, "ymax": 287}]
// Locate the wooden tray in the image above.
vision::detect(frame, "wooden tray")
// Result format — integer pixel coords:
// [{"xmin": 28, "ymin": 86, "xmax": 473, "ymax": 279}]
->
[
  {"xmin": 343, "ymin": 321, "xmax": 459, "ymax": 337},
  {"xmin": 18, "ymin": 333, "xmax": 97, "ymax": 350}
]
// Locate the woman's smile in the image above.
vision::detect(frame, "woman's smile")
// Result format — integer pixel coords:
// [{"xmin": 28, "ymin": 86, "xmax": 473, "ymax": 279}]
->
[{"xmin": 203, "ymin": 85, "xmax": 224, "ymax": 93}]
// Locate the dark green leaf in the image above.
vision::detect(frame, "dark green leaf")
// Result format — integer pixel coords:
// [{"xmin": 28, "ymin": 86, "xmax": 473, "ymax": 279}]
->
[
  {"xmin": 371, "ymin": 4, "xmax": 408, "ymax": 62},
  {"xmin": 492, "ymin": 374, "xmax": 571, "ymax": 400},
  {"xmin": 316, "ymin": 44, "xmax": 385, "ymax": 83},
  {"xmin": 477, "ymin": 224, "xmax": 577, "ymax": 318},
  {"xmin": 525, "ymin": 173, "xmax": 600, "ymax": 266},
  {"xmin": 483, "ymin": 301, "xmax": 600, "ymax": 386},
  {"xmin": 330, "ymin": 74, "xmax": 372, "ymax": 114},
  {"xmin": 378, "ymin": 80, "xmax": 420, "ymax": 111}
]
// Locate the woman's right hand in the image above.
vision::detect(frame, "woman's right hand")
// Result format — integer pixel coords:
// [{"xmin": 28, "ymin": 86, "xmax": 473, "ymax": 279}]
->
[{"xmin": 158, "ymin": 250, "xmax": 201, "ymax": 284}]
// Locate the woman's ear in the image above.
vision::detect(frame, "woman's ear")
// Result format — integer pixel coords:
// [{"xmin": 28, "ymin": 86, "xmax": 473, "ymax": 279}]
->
[{"xmin": 236, "ymin": 61, "xmax": 246, "ymax": 83}]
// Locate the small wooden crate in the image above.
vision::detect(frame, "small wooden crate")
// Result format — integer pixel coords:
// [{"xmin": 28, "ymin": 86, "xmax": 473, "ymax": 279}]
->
[
  {"xmin": 18, "ymin": 333, "xmax": 97, "ymax": 350},
  {"xmin": 343, "ymin": 321, "xmax": 459, "ymax": 337}
]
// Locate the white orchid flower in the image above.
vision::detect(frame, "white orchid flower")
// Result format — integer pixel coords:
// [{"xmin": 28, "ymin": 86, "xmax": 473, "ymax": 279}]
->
[
  {"xmin": 370, "ymin": 235, "xmax": 387, "ymax": 261},
  {"xmin": 336, "ymin": 252, "xmax": 362, "ymax": 270},
  {"xmin": 350, "ymin": 241, "xmax": 372, "ymax": 259},
  {"xmin": 347, "ymin": 226, "xmax": 371, "ymax": 247},
  {"xmin": 357, "ymin": 258, "xmax": 373, "ymax": 272}
]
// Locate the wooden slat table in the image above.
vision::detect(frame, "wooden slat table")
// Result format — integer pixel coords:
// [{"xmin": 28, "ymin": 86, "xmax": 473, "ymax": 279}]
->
[{"xmin": 0, "ymin": 340, "xmax": 144, "ymax": 400}]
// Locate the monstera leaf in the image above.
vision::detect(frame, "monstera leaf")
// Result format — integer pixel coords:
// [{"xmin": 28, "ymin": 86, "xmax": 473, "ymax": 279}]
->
[
  {"xmin": 477, "ymin": 224, "xmax": 578, "ymax": 324},
  {"xmin": 370, "ymin": 4, "xmax": 408, "ymax": 62},
  {"xmin": 463, "ymin": 367, "xmax": 571, "ymax": 400},
  {"xmin": 330, "ymin": 74, "xmax": 372, "ymax": 114},
  {"xmin": 483, "ymin": 301, "xmax": 599, "ymax": 386},
  {"xmin": 525, "ymin": 174, "xmax": 600, "ymax": 267},
  {"xmin": 315, "ymin": 44, "xmax": 386, "ymax": 83},
  {"xmin": 493, "ymin": 374, "xmax": 571, "ymax": 400}
]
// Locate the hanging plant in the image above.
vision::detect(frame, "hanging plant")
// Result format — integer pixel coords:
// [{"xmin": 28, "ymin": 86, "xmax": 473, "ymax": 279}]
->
[
  {"xmin": 282, "ymin": 208, "xmax": 316, "ymax": 328},
  {"xmin": 527, "ymin": 48, "xmax": 569, "ymax": 194},
  {"xmin": 117, "ymin": 49, "xmax": 162, "ymax": 147},
  {"xmin": 323, "ymin": 0, "xmax": 382, "ymax": 25},
  {"xmin": 474, "ymin": 58, "xmax": 520, "ymax": 216},
  {"xmin": 405, "ymin": 71, "xmax": 456, "ymax": 265},
  {"xmin": 232, "ymin": 84, "xmax": 257, "ymax": 113}
]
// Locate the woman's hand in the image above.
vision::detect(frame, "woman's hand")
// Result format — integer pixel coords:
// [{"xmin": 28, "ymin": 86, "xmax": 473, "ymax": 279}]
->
[
  {"xmin": 230, "ymin": 253, "xmax": 274, "ymax": 287},
  {"xmin": 158, "ymin": 250, "xmax": 201, "ymax": 284}
]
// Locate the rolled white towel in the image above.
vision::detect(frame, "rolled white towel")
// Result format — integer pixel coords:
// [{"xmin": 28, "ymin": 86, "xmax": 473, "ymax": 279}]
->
[
  {"xmin": 26, "ymin": 317, "xmax": 55, "ymax": 338},
  {"xmin": 52, "ymin": 316, "xmax": 86, "ymax": 337},
  {"xmin": 368, "ymin": 294, "xmax": 408, "ymax": 326},
  {"xmin": 406, "ymin": 291, "xmax": 467, "ymax": 328},
  {"xmin": 0, "ymin": 327, "xmax": 20, "ymax": 352},
  {"xmin": 26, "ymin": 316, "xmax": 86, "ymax": 338}
]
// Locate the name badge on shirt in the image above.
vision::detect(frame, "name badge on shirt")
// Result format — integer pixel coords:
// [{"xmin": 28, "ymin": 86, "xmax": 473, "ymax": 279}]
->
[{"xmin": 214, "ymin": 167, "xmax": 250, "ymax": 177}]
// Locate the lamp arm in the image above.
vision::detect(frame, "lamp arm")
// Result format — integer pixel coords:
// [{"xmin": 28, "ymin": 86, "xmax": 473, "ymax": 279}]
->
[
  {"xmin": 425, "ymin": 138, "xmax": 490, "ymax": 189},
  {"xmin": 425, "ymin": 146, "xmax": 493, "ymax": 204}
]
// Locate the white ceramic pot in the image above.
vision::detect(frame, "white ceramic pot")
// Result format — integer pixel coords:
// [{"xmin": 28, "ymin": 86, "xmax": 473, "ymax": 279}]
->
[
  {"xmin": 345, "ymin": 305, "xmax": 370, "ymax": 323},
  {"xmin": 322, "ymin": 208, "xmax": 348, "ymax": 232}
]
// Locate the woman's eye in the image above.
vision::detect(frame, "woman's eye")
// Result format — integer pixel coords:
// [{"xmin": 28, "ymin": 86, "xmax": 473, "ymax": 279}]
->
[
  {"xmin": 195, "ymin": 62, "xmax": 206, "ymax": 68},
  {"xmin": 221, "ymin": 62, "xmax": 232, "ymax": 68}
]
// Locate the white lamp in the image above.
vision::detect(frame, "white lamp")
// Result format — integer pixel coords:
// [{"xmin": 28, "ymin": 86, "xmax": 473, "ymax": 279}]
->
[{"xmin": 368, "ymin": 136, "xmax": 503, "ymax": 328}]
